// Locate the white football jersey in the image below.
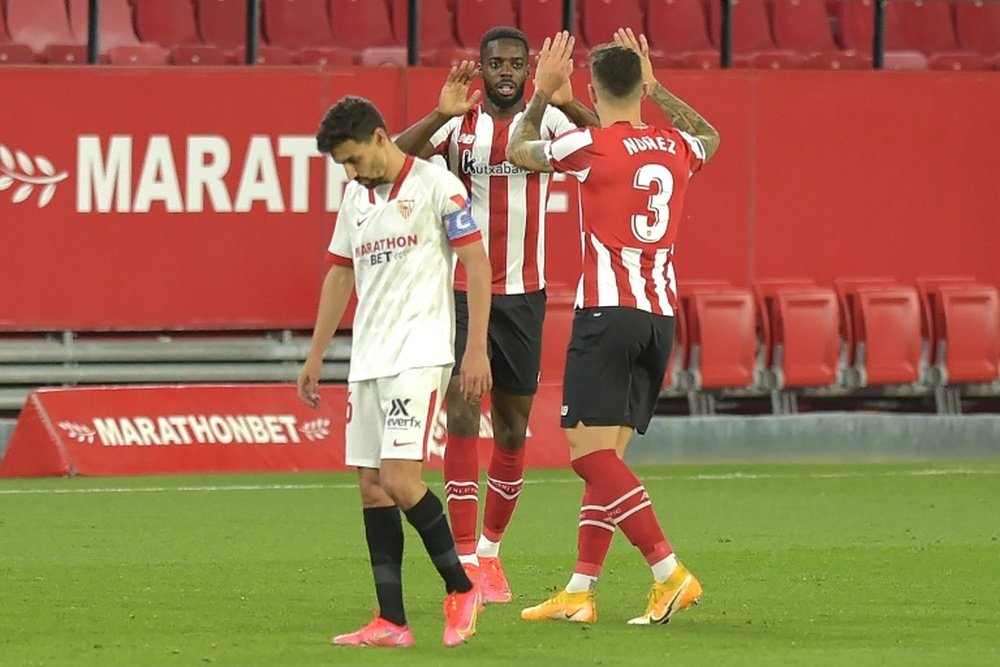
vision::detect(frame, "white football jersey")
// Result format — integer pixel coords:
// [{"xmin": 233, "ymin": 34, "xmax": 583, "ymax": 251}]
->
[{"xmin": 328, "ymin": 156, "xmax": 481, "ymax": 382}]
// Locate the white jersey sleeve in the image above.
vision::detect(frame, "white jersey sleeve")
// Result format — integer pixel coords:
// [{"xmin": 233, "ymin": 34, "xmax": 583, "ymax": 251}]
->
[
  {"xmin": 432, "ymin": 169, "xmax": 480, "ymax": 247},
  {"xmin": 327, "ymin": 184, "xmax": 356, "ymax": 262}
]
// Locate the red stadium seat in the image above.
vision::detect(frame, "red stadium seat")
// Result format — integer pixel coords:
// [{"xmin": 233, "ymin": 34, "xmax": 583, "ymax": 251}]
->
[
  {"xmin": 956, "ymin": 0, "xmax": 1000, "ymax": 68},
  {"xmin": 935, "ymin": 285, "xmax": 1000, "ymax": 385},
  {"xmin": 0, "ymin": 10, "xmax": 35, "ymax": 63},
  {"xmin": 580, "ymin": 0, "xmax": 671, "ymax": 65},
  {"xmin": 771, "ymin": 0, "xmax": 870, "ymax": 70},
  {"xmin": 915, "ymin": 276, "xmax": 977, "ymax": 369},
  {"xmin": 108, "ymin": 44, "xmax": 170, "ymax": 65},
  {"xmin": 833, "ymin": 277, "xmax": 897, "ymax": 374},
  {"xmin": 196, "ymin": 0, "xmax": 262, "ymax": 51},
  {"xmin": 837, "ymin": 0, "xmax": 928, "ymax": 69},
  {"xmin": 455, "ymin": 0, "xmax": 517, "ymax": 50},
  {"xmin": 847, "ymin": 286, "xmax": 922, "ymax": 387},
  {"xmin": 133, "ymin": 0, "xmax": 201, "ymax": 47},
  {"xmin": 6, "ymin": 0, "xmax": 85, "ymax": 62},
  {"xmin": 391, "ymin": 0, "xmax": 476, "ymax": 64},
  {"xmin": 133, "ymin": 0, "xmax": 228, "ymax": 66},
  {"xmin": 753, "ymin": 278, "xmax": 816, "ymax": 375},
  {"xmin": 580, "ymin": 0, "xmax": 642, "ymax": 48},
  {"xmin": 263, "ymin": 0, "xmax": 356, "ymax": 65},
  {"xmin": 687, "ymin": 289, "xmax": 757, "ymax": 391},
  {"xmin": 706, "ymin": 0, "xmax": 807, "ymax": 69},
  {"xmin": 770, "ymin": 289, "xmax": 841, "ymax": 388},
  {"xmin": 645, "ymin": 0, "xmax": 719, "ymax": 70},
  {"xmin": 895, "ymin": 0, "xmax": 986, "ymax": 71},
  {"xmin": 67, "ymin": 0, "xmax": 142, "ymax": 53},
  {"xmin": 518, "ymin": 0, "xmax": 563, "ymax": 52},
  {"xmin": 330, "ymin": 0, "xmax": 402, "ymax": 60}
]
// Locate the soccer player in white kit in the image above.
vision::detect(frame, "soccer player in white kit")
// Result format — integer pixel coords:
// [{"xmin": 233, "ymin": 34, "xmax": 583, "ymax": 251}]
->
[{"xmin": 297, "ymin": 96, "xmax": 493, "ymax": 648}]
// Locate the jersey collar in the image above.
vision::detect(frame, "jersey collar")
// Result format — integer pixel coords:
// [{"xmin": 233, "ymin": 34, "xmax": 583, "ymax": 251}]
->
[{"xmin": 387, "ymin": 155, "xmax": 414, "ymax": 201}]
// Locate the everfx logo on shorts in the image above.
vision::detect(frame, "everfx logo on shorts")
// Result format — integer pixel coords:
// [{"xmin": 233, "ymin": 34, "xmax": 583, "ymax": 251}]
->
[{"xmin": 387, "ymin": 398, "xmax": 421, "ymax": 430}]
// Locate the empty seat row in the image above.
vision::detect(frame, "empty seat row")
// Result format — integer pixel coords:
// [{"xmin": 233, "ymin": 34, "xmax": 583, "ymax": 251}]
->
[
  {"xmin": 667, "ymin": 276, "xmax": 1000, "ymax": 414},
  {"xmin": 2, "ymin": 0, "xmax": 999, "ymax": 68}
]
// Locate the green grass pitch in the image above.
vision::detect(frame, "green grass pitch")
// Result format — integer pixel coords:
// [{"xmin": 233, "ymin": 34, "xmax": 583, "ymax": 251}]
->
[{"xmin": 2, "ymin": 463, "xmax": 999, "ymax": 666}]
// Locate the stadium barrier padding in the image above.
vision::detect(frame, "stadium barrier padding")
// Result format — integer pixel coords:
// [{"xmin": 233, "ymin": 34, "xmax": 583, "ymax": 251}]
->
[
  {"xmin": 629, "ymin": 414, "xmax": 1000, "ymax": 465},
  {"xmin": 0, "ymin": 384, "xmax": 570, "ymax": 478},
  {"xmin": 0, "ymin": 68, "xmax": 998, "ymax": 331}
]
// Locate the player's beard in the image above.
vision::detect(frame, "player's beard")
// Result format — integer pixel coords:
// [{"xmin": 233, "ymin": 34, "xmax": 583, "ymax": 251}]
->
[{"xmin": 485, "ymin": 83, "xmax": 525, "ymax": 110}]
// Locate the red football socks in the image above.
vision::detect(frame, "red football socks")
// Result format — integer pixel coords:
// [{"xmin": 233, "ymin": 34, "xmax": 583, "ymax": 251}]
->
[
  {"xmin": 575, "ymin": 484, "xmax": 616, "ymax": 577},
  {"xmin": 570, "ymin": 449, "xmax": 672, "ymax": 566},
  {"xmin": 481, "ymin": 445, "xmax": 525, "ymax": 543},
  {"xmin": 443, "ymin": 434, "xmax": 479, "ymax": 556}
]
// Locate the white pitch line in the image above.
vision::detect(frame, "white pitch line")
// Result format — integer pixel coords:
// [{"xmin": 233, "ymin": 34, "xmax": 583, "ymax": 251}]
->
[{"xmin": 1, "ymin": 467, "xmax": 998, "ymax": 496}]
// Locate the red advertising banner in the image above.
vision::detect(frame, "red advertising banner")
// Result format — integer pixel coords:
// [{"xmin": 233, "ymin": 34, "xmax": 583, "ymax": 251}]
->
[
  {"xmin": 0, "ymin": 67, "xmax": 404, "ymax": 331},
  {"xmin": 5, "ymin": 66, "xmax": 999, "ymax": 332},
  {"xmin": 0, "ymin": 383, "xmax": 570, "ymax": 478}
]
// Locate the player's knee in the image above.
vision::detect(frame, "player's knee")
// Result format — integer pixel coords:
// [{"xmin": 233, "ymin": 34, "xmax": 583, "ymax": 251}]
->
[
  {"xmin": 378, "ymin": 465, "xmax": 425, "ymax": 509},
  {"xmin": 493, "ymin": 419, "xmax": 528, "ymax": 450},
  {"xmin": 445, "ymin": 384, "xmax": 481, "ymax": 436},
  {"xmin": 358, "ymin": 475, "xmax": 391, "ymax": 507}
]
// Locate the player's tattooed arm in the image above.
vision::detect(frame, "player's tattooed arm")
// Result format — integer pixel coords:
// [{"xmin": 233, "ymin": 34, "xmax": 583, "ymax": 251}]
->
[
  {"xmin": 614, "ymin": 28, "xmax": 720, "ymax": 161},
  {"xmin": 648, "ymin": 82, "xmax": 721, "ymax": 160},
  {"xmin": 507, "ymin": 92, "xmax": 554, "ymax": 172},
  {"xmin": 508, "ymin": 32, "xmax": 575, "ymax": 172}
]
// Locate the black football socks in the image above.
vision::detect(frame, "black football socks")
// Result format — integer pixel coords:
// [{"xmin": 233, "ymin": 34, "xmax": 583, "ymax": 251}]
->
[
  {"xmin": 404, "ymin": 490, "xmax": 473, "ymax": 594},
  {"xmin": 362, "ymin": 506, "xmax": 406, "ymax": 626}
]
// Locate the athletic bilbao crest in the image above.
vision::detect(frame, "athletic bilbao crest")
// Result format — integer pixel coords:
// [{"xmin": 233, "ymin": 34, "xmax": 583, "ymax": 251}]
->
[{"xmin": 396, "ymin": 198, "xmax": 414, "ymax": 219}]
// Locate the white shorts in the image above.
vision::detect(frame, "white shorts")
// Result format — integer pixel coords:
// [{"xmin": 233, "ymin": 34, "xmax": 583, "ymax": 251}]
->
[{"xmin": 344, "ymin": 365, "xmax": 451, "ymax": 469}]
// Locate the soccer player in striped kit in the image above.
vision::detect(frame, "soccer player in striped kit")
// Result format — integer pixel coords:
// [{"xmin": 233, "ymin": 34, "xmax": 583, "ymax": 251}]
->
[
  {"xmin": 396, "ymin": 26, "xmax": 599, "ymax": 603},
  {"xmin": 507, "ymin": 29, "xmax": 721, "ymax": 625}
]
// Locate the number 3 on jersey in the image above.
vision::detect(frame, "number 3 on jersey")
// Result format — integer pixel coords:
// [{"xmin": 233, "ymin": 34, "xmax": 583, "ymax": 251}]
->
[{"xmin": 631, "ymin": 164, "xmax": 675, "ymax": 243}]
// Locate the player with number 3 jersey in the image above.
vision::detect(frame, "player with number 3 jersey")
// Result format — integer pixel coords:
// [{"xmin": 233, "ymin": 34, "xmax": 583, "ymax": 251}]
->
[{"xmin": 506, "ymin": 29, "xmax": 721, "ymax": 627}]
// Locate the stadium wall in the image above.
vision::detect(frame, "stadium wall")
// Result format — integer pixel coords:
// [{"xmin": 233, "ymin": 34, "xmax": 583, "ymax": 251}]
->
[{"xmin": 1, "ymin": 68, "xmax": 998, "ymax": 331}]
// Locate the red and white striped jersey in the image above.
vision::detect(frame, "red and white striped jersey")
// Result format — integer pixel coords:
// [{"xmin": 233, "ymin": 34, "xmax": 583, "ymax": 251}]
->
[
  {"xmin": 546, "ymin": 121, "xmax": 706, "ymax": 316},
  {"xmin": 430, "ymin": 104, "xmax": 575, "ymax": 295}
]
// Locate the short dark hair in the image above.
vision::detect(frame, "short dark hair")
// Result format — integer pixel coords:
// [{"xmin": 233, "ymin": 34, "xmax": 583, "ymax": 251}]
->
[
  {"xmin": 480, "ymin": 26, "xmax": 529, "ymax": 59},
  {"xmin": 316, "ymin": 96, "xmax": 387, "ymax": 154},
  {"xmin": 590, "ymin": 44, "xmax": 643, "ymax": 100}
]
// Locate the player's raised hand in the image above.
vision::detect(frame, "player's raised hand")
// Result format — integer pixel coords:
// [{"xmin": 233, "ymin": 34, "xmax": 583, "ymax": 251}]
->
[
  {"xmin": 459, "ymin": 348, "xmax": 493, "ymax": 402},
  {"xmin": 296, "ymin": 358, "xmax": 323, "ymax": 409},
  {"xmin": 614, "ymin": 27, "xmax": 656, "ymax": 87},
  {"xmin": 534, "ymin": 31, "xmax": 574, "ymax": 97},
  {"xmin": 438, "ymin": 60, "xmax": 482, "ymax": 117}
]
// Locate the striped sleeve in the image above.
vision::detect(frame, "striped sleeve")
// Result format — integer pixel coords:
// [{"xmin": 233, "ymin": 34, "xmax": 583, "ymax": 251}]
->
[
  {"xmin": 546, "ymin": 128, "xmax": 595, "ymax": 182},
  {"xmin": 676, "ymin": 129, "xmax": 707, "ymax": 175},
  {"xmin": 429, "ymin": 116, "xmax": 461, "ymax": 162}
]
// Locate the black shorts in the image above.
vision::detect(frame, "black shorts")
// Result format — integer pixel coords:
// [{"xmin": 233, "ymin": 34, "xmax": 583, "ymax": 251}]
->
[
  {"xmin": 561, "ymin": 306, "xmax": 675, "ymax": 435},
  {"xmin": 453, "ymin": 289, "xmax": 546, "ymax": 396}
]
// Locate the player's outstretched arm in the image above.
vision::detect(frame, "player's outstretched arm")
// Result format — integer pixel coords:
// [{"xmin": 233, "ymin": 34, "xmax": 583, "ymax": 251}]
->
[
  {"xmin": 508, "ymin": 32, "xmax": 574, "ymax": 171},
  {"xmin": 546, "ymin": 47, "xmax": 601, "ymax": 129},
  {"xmin": 394, "ymin": 60, "xmax": 482, "ymax": 158},
  {"xmin": 614, "ymin": 28, "xmax": 721, "ymax": 161},
  {"xmin": 454, "ymin": 242, "xmax": 493, "ymax": 401},
  {"xmin": 297, "ymin": 263, "xmax": 355, "ymax": 409}
]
